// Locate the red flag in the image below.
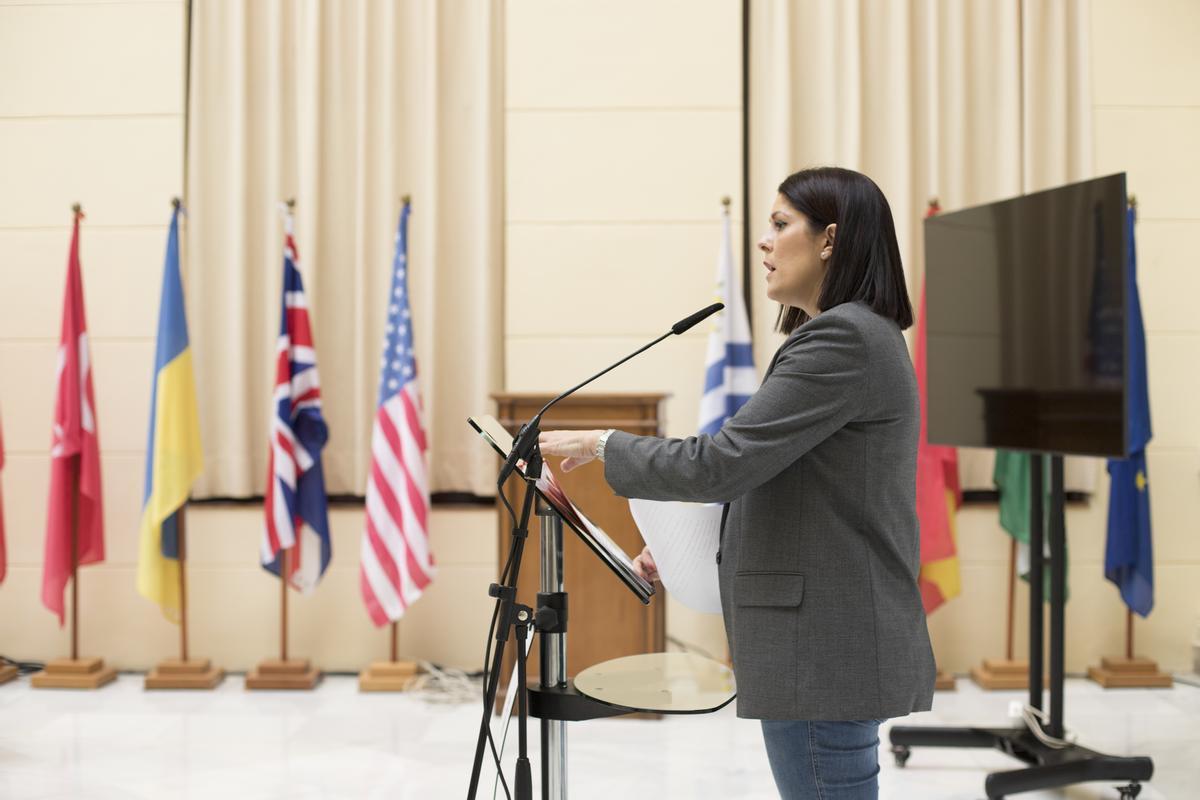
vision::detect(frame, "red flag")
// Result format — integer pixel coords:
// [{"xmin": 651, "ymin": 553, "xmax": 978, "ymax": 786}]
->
[
  {"xmin": 42, "ymin": 210, "xmax": 105, "ymax": 624},
  {"xmin": 1, "ymin": 411, "xmax": 7, "ymax": 585},
  {"xmin": 915, "ymin": 201, "xmax": 962, "ymax": 613}
]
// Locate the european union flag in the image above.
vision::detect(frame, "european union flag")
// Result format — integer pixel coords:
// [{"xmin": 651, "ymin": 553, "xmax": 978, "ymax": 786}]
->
[{"xmin": 1104, "ymin": 204, "xmax": 1153, "ymax": 617}]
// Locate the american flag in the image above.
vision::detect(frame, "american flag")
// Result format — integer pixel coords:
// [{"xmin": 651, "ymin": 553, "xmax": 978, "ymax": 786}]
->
[
  {"xmin": 261, "ymin": 214, "xmax": 331, "ymax": 592},
  {"xmin": 360, "ymin": 201, "xmax": 434, "ymax": 625}
]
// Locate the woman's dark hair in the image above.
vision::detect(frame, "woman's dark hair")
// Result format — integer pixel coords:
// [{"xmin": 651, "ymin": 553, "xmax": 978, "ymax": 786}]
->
[{"xmin": 774, "ymin": 166, "xmax": 914, "ymax": 334}]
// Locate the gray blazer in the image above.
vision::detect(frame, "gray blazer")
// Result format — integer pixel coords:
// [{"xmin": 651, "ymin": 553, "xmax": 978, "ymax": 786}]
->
[{"xmin": 604, "ymin": 301, "xmax": 935, "ymax": 721}]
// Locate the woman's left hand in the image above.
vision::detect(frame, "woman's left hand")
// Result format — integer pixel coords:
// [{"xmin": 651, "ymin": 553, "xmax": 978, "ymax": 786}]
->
[{"xmin": 538, "ymin": 429, "xmax": 604, "ymax": 473}]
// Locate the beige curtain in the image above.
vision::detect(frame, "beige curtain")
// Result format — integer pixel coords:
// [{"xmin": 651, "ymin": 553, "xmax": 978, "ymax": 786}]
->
[
  {"xmin": 186, "ymin": 0, "xmax": 503, "ymax": 497},
  {"xmin": 749, "ymin": 0, "xmax": 1095, "ymax": 490}
]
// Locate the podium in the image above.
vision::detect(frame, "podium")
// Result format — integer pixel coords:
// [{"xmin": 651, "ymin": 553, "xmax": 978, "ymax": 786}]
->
[{"xmin": 492, "ymin": 394, "xmax": 667, "ymax": 691}]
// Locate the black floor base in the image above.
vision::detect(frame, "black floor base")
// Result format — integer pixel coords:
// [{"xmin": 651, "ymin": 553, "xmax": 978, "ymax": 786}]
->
[{"xmin": 889, "ymin": 725, "xmax": 1153, "ymax": 799}]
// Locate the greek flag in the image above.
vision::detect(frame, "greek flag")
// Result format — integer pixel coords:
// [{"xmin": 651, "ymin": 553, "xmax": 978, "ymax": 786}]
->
[{"xmin": 698, "ymin": 205, "xmax": 756, "ymax": 435}]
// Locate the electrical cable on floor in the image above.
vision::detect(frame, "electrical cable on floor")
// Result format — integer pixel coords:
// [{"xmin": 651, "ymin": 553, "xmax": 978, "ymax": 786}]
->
[
  {"xmin": 0, "ymin": 656, "xmax": 45, "ymax": 675},
  {"xmin": 406, "ymin": 661, "xmax": 481, "ymax": 704},
  {"xmin": 1021, "ymin": 704, "xmax": 1076, "ymax": 749}
]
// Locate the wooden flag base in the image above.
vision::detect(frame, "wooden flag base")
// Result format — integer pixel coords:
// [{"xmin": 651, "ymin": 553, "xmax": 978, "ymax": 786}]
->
[
  {"xmin": 358, "ymin": 660, "xmax": 420, "ymax": 692},
  {"xmin": 245, "ymin": 658, "xmax": 320, "ymax": 690},
  {"xmin": 934, "ymin": 668, "xmax": 956, "ymax": 691},
  {"xmin": 145, "ymin": 658, "xmax": 224, "ymax": 690},
  {"xmin": 970, "ymin": 658, "xmax": 1033, "ymax": 690},
  {"xmin": 31, "ymin": 657, "xmax": 116, "ymax": 689},
  {"xmin": 1087, "ymin": 656, "xmax": 1173, "ymax": 688},
  {"xmin": 0, "ymin": 663, "xmax": 18, "ymax": 685}
]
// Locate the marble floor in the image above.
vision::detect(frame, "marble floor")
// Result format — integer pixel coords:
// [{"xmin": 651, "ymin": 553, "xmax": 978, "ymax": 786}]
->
[{"xmin": 0, "ymin": 673, "xmax": 1196, "ymax": 799}]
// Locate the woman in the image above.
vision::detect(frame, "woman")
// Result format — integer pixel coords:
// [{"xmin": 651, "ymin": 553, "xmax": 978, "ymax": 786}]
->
[{"xmin": 539, "ymin": 167, "xmax": 935, "ymax": 799}]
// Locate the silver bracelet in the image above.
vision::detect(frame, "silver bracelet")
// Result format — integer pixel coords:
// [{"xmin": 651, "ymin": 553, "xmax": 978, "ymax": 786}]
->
[{"xmin": 595, "ymin": 429, "xmax": 616, "ymax": 462}]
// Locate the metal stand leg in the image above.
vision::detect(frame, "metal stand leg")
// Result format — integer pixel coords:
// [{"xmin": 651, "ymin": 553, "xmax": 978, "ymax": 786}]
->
[
  {"xmin": 888, "ymin": 454, "xmax": 1154, "ymax": 797},
  {"xmin": 539, "ymin": 504, "xmax": 567, "ymax": 800}
]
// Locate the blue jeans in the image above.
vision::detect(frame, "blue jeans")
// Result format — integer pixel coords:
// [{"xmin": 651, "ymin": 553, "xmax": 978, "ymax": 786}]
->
[{"xmin": 760, "ymin": 719, "xmax": 882, "ymax": 799}]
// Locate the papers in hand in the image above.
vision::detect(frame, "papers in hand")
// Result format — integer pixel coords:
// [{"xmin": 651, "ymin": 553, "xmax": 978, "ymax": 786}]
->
[{"xmin": 628, "ymin": 499, "xmax": 723, "ymax": 614}]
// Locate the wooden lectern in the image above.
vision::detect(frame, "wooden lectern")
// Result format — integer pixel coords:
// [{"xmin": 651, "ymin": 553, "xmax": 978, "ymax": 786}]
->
[{"xmin": 492, "ymin": 393, "xmax": 668, "ymax": 696}]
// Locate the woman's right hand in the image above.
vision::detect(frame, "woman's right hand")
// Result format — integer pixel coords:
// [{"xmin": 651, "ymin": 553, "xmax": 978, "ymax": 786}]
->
[{"xmin": 632, "ymin": 545, "xmax": 660, "ymax": 583}]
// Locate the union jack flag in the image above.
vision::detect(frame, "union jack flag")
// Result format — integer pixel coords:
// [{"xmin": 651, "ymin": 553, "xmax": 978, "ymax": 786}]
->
[
  {"xmin": 359, "ymin": 200, "xmax": 434, "ymax": 625},
  {"xmin": 261, "ymin": 214, "xmax": 331, "ymax": 592}
]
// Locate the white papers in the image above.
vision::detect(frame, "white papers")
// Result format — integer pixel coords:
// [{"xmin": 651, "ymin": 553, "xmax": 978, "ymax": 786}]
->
[{"xmin": 628, "ymin": 499, "xmax": 724, "ymax": 614}]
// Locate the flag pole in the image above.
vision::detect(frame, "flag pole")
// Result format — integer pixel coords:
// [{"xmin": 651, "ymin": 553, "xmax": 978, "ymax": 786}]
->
[
  {"xmin": 358, "ymin": 194, "xmax": 422, "ymax": 693},
  {"xmin": 70, "ymin": 202, "xmax": 82, "ymax": 664},
  {"xmin": 179, "ymin": 506, "xmax": 189, "ymax": 662},
  {"xmin": 143, "ymin": 196, "xmax": 223, "ymax": 690},
  {"xmin": 1125, "ymin": 609, "xmax": 1133, "ymax": 661},
  {"xmin": 70, "ymin": 461, "xmax": 79, "ymax": 661},
  {"xmin": 31, "ymin": 203, "xmax": 116, "ymax": 689},
  {"xmin": 1006, "ymin": 538, "xmax": 1017, "ymax": 662},
  {"xmin": 281, "ymin": 548, "xmax": 289, "ymax": 662},
  {"xmin": 174, "ymin": 197, "xmax": 191, "ymax": 666}
]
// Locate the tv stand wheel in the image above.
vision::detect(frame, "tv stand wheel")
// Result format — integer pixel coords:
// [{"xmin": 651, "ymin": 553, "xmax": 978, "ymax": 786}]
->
[
  {"xmin": 891, "ymin": 745, "xmax": 911, "ymax": 768},
  {"xmin": 1116, "ymin": 783, "xmax": 1142, "ymax": 800}
]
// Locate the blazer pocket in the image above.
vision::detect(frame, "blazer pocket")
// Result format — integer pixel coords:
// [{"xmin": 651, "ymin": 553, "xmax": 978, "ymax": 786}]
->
[
  {"xmin": 731, "ymin": 571, "xmax": 805, "ymax": 713},
  {"xmin": 734, "ymin": 571, "xmax": 805, "ymax": 607}
]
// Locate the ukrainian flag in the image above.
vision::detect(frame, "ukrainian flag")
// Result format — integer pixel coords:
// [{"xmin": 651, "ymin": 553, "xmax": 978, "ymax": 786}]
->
[{"xmin": 137, "ymin": 206, "xmax": 203, "ymax": 620}]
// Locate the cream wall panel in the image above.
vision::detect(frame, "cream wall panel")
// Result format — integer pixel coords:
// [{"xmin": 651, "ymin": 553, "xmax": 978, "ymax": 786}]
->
[
  {"xmin": 187, "ymin": 565, "xmax": 289, "ymax": 672},
  {"xmin": 75, "ymin": 566, "xmax": 177, "ymax": 667},
  {"xmin": 91, "ymin": 340, "xmax": 155, "ymax": 452},
  {"xmin": 0, "ymin": 0, "xmax": 177, "ymax": 4},
  {"xmin": 506, "ymin": 0, "xmax": 739, "ymax": 110},
  {"xmin": 0, "ymin": 229, "xmax": 164, "ymax": 341},
  {"xmin": 1135, "ymin": 221, "xmax": 1200, "ymax": 333},
  {"xmin": 0, "ymin": 455, "xmax": 47, "ymax": 564},
  {"xmin": 0, "ymin": 2, "xmax": 182, "ymax": 118},
  {"xmin": 506, "ymin": 222, "xmax": 743, "ymax": 337},
  {"xmin": 0, "ymin": 568, "xmax": 71, "ymax": 657},
  {"xmin": 0, "ymin": 342, "xmax": 57, "ymax": 452},
  {"xmin": 1091, "ymin": 0, "xmax": 1200, "ymax": 107},
  {"xmin": 954, "ymin": 505, "xmax": 1030, "ymax": 564},
  {"xmin": 665, "ymin": 596, "xmax": 727, "ymax": 663},
  {"xmin": 506, "ymin": 334, "xmax": 709, "ymax": 439},
  {"xmin": 0, "ymin": 117, "xmax": 182, "ymax": 228},
  {"xmin": 423, "ymin": 507, "xmax": 498, "ymax": 567},
  {"xmin": 287, "ymin": 565, "xmax": 386, "ymax": 671},
  {"xmin": 1144, "ymin": 334, "xmax": 1200, "ymax": 449},
  {"xmin": 927, "ymin": 563, "xmax": 1017, "ymax": 673},
  {"xmin": 93, "ymin": 454, "xmax": 146, "ymax": 566},
  {"xmin": 395, "ymin": 565, "xmax": 504, "ymax": 669},
  {"xmin": 1144, "ymin": 448, "xmax": 1200, "ymax": 563},
  {"xmin": 1094, "ymin": 108, "xmax": 1200, "ymax": 220},
  {"xmin": 1133, "ymin": 564, "xmax": 1200, "ymax": 671},
  {"xmin": 506, "ymin": 110, "xmax": 741, "ymax": 223}
]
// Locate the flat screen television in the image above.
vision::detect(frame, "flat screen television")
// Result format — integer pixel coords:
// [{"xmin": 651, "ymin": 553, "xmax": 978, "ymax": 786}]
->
[{"xmin": 925, "ymin": 173, "xmax": 1129, "ymax": 458}]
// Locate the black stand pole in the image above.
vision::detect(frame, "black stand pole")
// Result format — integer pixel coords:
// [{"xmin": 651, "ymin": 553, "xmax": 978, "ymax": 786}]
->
[
  {"xmin": 888, "ymin": 454, "xmax": 1154, "ymax": 799},
  {"xmin": 467, "ymin": 470, "xmax": 539, "ymax": 800}
]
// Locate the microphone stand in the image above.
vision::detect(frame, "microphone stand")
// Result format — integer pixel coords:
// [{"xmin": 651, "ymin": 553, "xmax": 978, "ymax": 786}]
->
[
  {"xmin": 468, "ymin": 302, "xmax": 724, "ymax": 798},
  {"xmin": 467, "ymin": 445, "xmax": 543, "ymax": 800}
]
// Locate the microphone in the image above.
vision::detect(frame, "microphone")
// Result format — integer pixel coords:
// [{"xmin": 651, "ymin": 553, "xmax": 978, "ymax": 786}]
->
[
  {"xmin": 671, "ymin": 302, "xmax": 724, "ymax": 335},
  {"xmin": 497, "ymin": 302, "xmax": 725, "ymax": 486}
]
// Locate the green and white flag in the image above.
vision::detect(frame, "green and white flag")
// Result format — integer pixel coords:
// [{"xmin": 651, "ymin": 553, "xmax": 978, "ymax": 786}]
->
[{"xmin": 994, "ymin": 450, "xmax": 1067, "ymax": 601}]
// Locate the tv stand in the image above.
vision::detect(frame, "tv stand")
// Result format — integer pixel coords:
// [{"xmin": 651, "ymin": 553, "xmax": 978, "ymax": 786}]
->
[{"xmin": 889, "ymin": 455, "xmax": 1154, "ymax": 798}]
